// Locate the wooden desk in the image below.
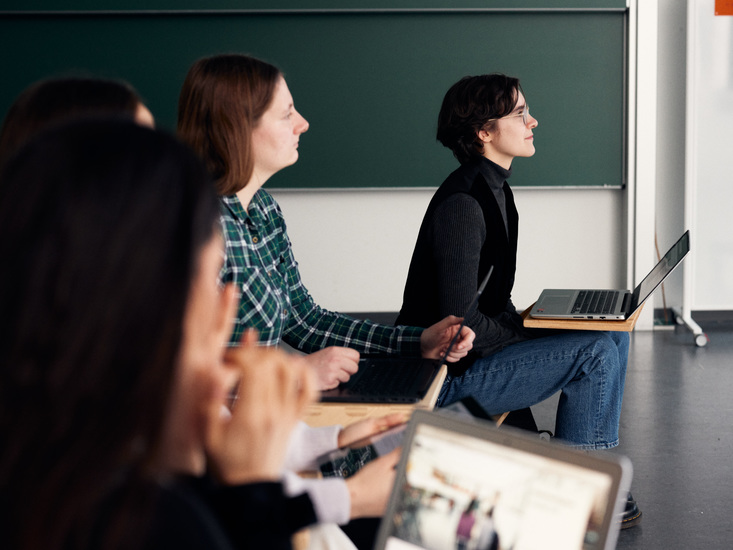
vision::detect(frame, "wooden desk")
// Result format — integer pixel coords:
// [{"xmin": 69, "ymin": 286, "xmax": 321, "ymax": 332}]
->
[
  {"xmin": 303, "ymin": 364, "xmax": 447, "ymax": 427},
  {"xmin": 521, "ymin": 302, "xmax": 644, "ymax": 332}
]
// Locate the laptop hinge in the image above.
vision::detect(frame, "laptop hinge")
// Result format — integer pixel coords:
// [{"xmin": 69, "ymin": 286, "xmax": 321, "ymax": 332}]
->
[{"xmin": 621, "ymin": 292, "xmax": 633, "ymax": 312}]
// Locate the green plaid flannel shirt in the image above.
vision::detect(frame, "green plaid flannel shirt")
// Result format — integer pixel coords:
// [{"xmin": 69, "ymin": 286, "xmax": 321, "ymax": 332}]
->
[{"xmin": 219, "ymin": 190, "xmax": 424, "ymax": 355}]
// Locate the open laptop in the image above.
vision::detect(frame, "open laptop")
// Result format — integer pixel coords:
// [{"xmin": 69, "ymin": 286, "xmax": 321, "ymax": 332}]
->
[
  {"xmin": 530, "ymin": 230, "xmax": 690, "ymax": 320},
  {"xmin": 320, "ymin": 267, "xmax": 494, "ymax": 404},
  {"xmin": 374, "ymin": 409, "xmax": 632, "ymax": 550}
]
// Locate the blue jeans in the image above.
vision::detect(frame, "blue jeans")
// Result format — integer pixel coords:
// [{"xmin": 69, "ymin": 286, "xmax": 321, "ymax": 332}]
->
[{"xmin": 437, "ymin": 331, "xmax": 630, "ymax": 450}]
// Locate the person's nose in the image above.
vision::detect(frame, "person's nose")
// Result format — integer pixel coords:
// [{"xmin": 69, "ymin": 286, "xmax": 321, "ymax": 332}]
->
[{"xmin": 294, "ymin": 109, "xmax": 309, "ymax": 134}]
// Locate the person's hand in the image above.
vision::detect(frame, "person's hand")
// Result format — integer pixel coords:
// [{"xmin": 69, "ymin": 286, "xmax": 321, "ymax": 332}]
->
[
  {"xmin": 337, "ymin": 413, "xmax": 408, "ymax": 448},
  {"xmin": 420, "ymin": 315, "xmax": 475, "ymax": 362},
  {"xmin": 205, "ymin": 331, "xmax": 317, "ymax": 485},
  {"xmin": 345, "ymin": 448, "xmax": 401, "ymax": 519},
  {"xmin": 303, "ymin": 346, "xmax": 360, "ymax": 390}
]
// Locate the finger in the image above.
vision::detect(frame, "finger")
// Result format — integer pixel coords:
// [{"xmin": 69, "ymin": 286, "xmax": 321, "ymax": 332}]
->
[
  {"xmin": 336, "ymin": 369, "xmax": 352, "ymax": 384},
  {"xmin": 296, "ymin": 361, "xmax": 318, "ymax": 412},
  {"xmin": 439, "ymin": 315, "xmax": 461, "ymax": 330},
  {"xmin": 216, "ymin": 283, "xmax": 239, "ymax": 344},
  {"xmin": 321, "ymin": 379, "xmax": 340, "ymax": 391},
  {"xmin": 204, "ymin": 375, "xmax": 229, "ymax": 455},
  {"xmin": 378, "ymin": 412, "xmax": 409, "ymax": 429},
  {"xmin": 230, "ymin": 348, "xmax": 273, "ymax": 413},
  {"xmin": 240, "ymin": 327, "xmax": 260, "ymax": 348},
  {"xmin": 342, "ymin": 358, "xmax": 360, "ymax": 375},
  {"xmin": 329, "ymin": 346, "xmax": 360, "ymax": 361},
  {"xmin": 456, "ymin": 326, "xmax": 475, "ymax": 348}
]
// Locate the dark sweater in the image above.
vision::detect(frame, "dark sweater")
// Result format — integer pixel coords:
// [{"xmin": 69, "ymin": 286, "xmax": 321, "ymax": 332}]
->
[
  {"xmin": 144, "ymin": 477, "xmax": 317, "ymax": 550},
  {"xmin": 396, "ymin": 158, "xmax": 535, "ymax": 376}
]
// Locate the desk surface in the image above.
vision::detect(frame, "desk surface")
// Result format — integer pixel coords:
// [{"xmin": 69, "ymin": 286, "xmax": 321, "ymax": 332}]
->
[
  {"xmin": 521, "ymin": 302, "xmax": 644, "ymax": 332},
  {"xmin": 303, "ymin": 364, "xmax": 447, "ymax": 428}
]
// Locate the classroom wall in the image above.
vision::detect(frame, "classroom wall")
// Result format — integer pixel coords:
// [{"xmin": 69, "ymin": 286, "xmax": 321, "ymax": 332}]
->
[
  {"xmin": 273, "ymin": 188, "xmax": 626, "ymax": 314},
  {"xmin": 273, "ymin": 1, "xmax": 687, "ymax": 321}
]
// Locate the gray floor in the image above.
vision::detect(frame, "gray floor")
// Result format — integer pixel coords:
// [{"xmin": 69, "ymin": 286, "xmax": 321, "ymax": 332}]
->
[{"xmin": 531, "ymin": 319, "xmax": 733, "ymax": 549}]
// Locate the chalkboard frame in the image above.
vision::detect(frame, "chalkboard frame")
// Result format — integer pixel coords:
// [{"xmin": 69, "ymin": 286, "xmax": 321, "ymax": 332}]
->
[{"xmin": 0, "ymin": 6, "xmax": 628, "ymax": 189}]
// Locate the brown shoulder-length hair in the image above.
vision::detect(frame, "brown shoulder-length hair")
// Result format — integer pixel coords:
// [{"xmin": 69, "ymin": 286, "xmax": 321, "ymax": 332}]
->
[{"xmin": 177, "ymin": 54, "xmax": 282, "ymax": 196}]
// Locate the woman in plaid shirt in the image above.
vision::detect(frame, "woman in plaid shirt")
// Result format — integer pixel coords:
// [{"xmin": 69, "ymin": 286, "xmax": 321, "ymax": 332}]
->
[
  {"xmin": 178, "ymin": 53, "xmax": 475, "ymax": 392},
  {"xmin": 177, "ymin": 54, "xmax": 477, "ymax": 536}
]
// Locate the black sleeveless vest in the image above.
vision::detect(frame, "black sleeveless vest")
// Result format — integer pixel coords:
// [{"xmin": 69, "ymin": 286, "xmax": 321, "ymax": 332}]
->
[{"xmin": 397, "ymin": 160, "xmax": 519, "ymax": 328}]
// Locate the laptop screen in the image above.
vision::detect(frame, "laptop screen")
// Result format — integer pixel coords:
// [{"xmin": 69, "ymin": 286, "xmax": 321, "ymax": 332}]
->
[
  {"xmin": 375, "ymin": 410, "xmax": 631, "ymax": 550},
  {"xmin": 632, "ymin": 230, "xmax": 690, "ymax": 309}
]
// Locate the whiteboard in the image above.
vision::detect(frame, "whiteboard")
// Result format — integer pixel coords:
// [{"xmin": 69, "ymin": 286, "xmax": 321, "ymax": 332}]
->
[{"xmin": 685, "ymin": 0, "xmax": 733, "ymax": 310}]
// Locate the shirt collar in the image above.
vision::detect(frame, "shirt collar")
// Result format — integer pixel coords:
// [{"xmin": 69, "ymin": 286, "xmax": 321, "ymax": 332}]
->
[{"xmin": 221, "ymin": 190, "xmax": 266, "ymax": 227}]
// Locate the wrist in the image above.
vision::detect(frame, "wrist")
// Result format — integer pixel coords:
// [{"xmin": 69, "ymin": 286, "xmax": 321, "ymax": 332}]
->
[
  {"xmin": 210, "ymin": 460, "xmax": 281, "ymax": 486},
  {"xmin": 345, "ymin": 477, "xmax": 363, "ymax": 519}
]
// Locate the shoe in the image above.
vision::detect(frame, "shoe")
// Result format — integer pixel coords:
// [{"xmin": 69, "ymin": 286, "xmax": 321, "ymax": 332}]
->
[{"xmin": 619, "ymin": 492, "xmax": 642, "ymax": 529}]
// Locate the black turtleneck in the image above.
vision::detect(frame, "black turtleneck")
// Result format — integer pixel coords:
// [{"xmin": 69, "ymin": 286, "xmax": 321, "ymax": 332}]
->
[
  {"xmin": 478, "ymin": 158, "xmax": 511, "ymax": 236},
  {"xmin": 397, "ymin": 158, "xmax": 534, "ymax": 376}
]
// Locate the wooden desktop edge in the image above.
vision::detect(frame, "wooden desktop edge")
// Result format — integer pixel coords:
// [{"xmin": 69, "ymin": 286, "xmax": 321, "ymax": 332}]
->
[{"xmin": 521, "ymin": 302, "xmax": 644, "ymax": 332}]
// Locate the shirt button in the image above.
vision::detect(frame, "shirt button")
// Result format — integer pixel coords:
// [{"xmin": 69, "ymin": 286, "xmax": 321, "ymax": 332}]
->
[{"xmin": 252, "ymin": 237, "xmax": 259, "ymax": 244}]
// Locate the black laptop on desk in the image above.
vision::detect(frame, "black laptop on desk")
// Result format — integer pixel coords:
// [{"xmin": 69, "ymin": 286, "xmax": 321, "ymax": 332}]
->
[{"xmin": 319, "ymin": 267, "xmax": 493, "ymax": 404}]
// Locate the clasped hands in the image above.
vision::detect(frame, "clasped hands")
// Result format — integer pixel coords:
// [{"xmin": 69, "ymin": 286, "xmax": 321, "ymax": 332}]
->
[{"xmin": 305, "ymin": 315, "xmax": 475, "ymax": 390}]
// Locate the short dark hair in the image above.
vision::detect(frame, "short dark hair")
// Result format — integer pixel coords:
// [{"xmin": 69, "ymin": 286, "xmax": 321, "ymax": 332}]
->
[
  {"xmin": 177, "ymin": 54, "xmax": 282, "ymax": 196},
  {"xmin": 436, "ymin": 74, "xmax": 522, "ymax": 164},
  {"xmin": 0, "ymin": 119, "xmax": 219, "ymax": 550},
  {"xmin": 0, "ymin": 77, "xmax": 142, "ymax": 166}
]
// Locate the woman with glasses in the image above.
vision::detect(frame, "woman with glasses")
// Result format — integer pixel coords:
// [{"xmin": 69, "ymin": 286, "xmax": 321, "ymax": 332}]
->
[{"xmin": 396, "ymin": 74, "xmax": 640, "ymax": 528}]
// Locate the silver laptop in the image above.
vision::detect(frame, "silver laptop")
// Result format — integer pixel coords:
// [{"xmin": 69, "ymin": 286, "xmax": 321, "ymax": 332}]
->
[
  {"xmin": 374, "ymin": 409, "xmax": 632, "ymax": 550},
  {"xmin": 530, "ymin": 230, "xmax": 690, "ymax": 320}
]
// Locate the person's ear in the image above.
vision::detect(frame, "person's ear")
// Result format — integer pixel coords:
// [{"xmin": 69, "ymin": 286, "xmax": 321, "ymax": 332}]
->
[{"xmin": 477, "ymin": 128, "xmax": 492, "ymax": 144}]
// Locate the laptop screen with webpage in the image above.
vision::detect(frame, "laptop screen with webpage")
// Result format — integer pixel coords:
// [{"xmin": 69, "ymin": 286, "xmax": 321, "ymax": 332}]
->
[{"xmin": 375, "ymin": 410, "xmax": 632, "ymax": 550}]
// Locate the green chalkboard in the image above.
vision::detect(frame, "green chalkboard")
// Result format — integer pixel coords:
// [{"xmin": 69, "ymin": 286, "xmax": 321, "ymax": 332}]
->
[{"xmin": 0, "ymin": 7, "xmax": 627, "ymax": 189}]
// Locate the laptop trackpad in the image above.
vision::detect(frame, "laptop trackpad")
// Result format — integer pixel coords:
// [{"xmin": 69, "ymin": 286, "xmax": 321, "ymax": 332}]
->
[{"xmin": 538, "ymin": 292, "xmax": 574, "ymax": 311}]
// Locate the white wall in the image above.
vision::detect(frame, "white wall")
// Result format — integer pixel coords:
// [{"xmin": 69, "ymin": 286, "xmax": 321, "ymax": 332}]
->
[
  {"xmin": 273, "ymin": 188, "xmax": 626, "ymax": 314},
  {"xmin": 270, "ymin": 1, "xmax": 687, "ymax": 325},
  {"xmin": 685, "ymin": 0, "xmax": 733, "ymax": 311}
]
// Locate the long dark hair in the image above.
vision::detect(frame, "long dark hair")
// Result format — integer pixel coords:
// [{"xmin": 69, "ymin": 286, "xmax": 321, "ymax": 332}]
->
[
  {"xmin": 437, "ymin": 74, "xmax": 522, "ymax": 164},
  {"xmin": 177, "ymin": 54, "xmax": 281, "ymax": 195},
  {"xmin": 0, "ymin": 119, "xmax": 219, "ymax": 550},
  {"xmin": 0, "ymin": 77, "xmax": 143, "ymax": 167}
]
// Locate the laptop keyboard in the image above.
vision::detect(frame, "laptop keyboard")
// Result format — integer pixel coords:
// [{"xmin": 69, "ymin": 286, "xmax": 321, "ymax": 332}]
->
[
  {"xmin": 350, "ymin": 360, "xmax": 424, "ymax": 397},
  {"xmin": 571, "ymin": 290, "xmax": 619, "ymax": 315}
]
